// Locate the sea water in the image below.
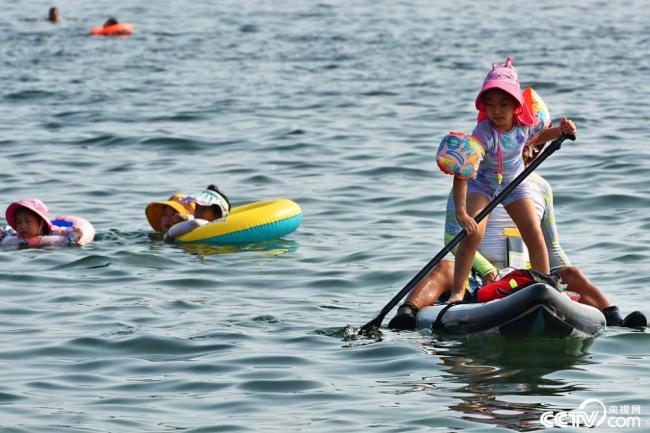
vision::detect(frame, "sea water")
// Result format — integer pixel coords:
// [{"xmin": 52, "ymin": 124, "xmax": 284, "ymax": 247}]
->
[{"xmin": 1, "ymin": 0, "xmax": 649, "ymax": 431}]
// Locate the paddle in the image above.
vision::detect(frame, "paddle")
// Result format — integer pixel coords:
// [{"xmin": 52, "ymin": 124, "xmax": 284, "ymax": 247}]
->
[{"xmin": 358, "ymin": 133, "xmax": 575, "ymax": 335}]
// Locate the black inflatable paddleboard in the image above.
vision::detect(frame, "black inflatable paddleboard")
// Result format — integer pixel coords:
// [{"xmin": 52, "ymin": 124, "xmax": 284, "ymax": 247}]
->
[{"xmin": 415, "ymin": 283, "xmax": 606, "ymax": 338}]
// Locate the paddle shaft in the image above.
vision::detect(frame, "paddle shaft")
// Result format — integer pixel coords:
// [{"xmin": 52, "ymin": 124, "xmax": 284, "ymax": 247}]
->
[{"xmin": 359, "ymin": 134, "xmax": 574, "ymax": 333}]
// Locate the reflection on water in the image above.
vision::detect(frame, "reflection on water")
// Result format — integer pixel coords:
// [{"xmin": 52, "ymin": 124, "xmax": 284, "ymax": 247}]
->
[
  {"xmin": 175, "ymin": 238, "xmax": 300, "ymax": 257},
  {"xmin": 145, "ymin": 230, "xmax": 300, "ymax": 257},
  {"xmin": 421, "ymin": 336, "xmax": 595, "ymax": 431}
]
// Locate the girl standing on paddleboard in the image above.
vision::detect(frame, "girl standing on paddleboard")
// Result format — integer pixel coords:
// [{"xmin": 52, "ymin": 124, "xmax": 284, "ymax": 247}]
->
[{"xmin": 448, "ymin": 57, "xmax": 577, "ymax": 303}]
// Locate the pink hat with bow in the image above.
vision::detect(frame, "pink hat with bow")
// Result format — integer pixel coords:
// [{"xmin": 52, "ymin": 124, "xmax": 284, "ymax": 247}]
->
[
  {"xmin": 6, "ymin": 198, "xmax": 54, "ymax": 232},
  {"xmin": 475, "ymin": 56, "xmax": 535, "ymax": 126}
]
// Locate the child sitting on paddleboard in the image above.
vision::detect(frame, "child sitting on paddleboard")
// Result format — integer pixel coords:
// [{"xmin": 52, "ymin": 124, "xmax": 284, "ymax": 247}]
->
[
  {"xmin": 0, "ymin": 198, "xmax": 92, "ymax": 248},
  {"xmin": 447, "ymin": 56, "xmax": 577, "ymax": 303},
  {"xmin": 163, "ymin": 185, "xmax": 231, "ymax": 242}
]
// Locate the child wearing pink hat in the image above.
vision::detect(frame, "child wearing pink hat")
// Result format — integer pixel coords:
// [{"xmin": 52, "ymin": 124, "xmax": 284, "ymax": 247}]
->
[
  {"xmin": 1, "ymin": 199, "xmax": 94, "ymax": 248},
  {"xmin": 447, "ymin": 57, "xmax": 578, "ymax": 303},
  {"xmin": 3, "ymin": 199, "xmax": 54, "ymax": 241}
]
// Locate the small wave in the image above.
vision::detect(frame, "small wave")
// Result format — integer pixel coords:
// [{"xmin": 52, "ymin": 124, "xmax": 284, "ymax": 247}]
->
[
  {"xmin": 239, "ymin": 24, "xmax": 259, "ymax": 33},
  {"xmin": 5, "ymin": 89, "xmax": 59, "ymax": 101},
  {"xmin": 138, "ymin": 136, "xmax": 214, "ymax": 151},
  {"xmin": 237, "ymin": 379, "xmax": 323, "ymax": 393},
  {"xmin": 51, "ymin": 255, "xmax": 111, "ymax": 270}
]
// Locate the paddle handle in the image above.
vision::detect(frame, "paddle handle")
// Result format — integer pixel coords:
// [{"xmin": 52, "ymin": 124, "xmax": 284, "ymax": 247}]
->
[{"xmin": 359, "ymin": 134, "xmax": 575, "ymax": 333}]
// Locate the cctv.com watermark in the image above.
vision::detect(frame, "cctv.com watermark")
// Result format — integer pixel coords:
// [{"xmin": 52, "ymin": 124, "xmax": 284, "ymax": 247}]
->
[{"xmin": 540, "ymin": 398, "xmax": 643, "ymax": 429}]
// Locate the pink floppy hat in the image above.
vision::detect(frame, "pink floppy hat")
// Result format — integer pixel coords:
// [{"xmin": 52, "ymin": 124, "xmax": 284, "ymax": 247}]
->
[
  {"xmin": 475, "ymin": 56, "xmax": 535, "ymax": 126},
  {"xmin": 6, "ymin": 198, "xmax": 54, "ymax": 232}
]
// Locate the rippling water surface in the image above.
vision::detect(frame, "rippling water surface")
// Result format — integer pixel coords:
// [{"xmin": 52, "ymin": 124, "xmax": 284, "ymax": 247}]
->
[{"xmin": 1, "ymin": 0, "xmax": 649, "ymax": 431}]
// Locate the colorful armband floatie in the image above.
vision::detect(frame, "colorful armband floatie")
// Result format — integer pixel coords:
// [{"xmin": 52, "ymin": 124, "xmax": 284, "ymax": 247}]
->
[
  {"xmin": 436, "ymin": 132, "xmax": 484, "ymax": 180},
  {"xmin": 522, "ymin": 87, "xmax": 551, "ymax": 141}
]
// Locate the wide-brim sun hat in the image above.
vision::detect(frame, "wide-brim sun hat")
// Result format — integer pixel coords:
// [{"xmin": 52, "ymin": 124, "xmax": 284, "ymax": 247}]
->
[
  {"xmin": 475, "ymin": 56, "xmax": 535, "ymax": 126},
  {"xmin": 6, "ymin": 198, "xmax": 54, "ymax": 232},
  {"xmin": 186, "ymin": 189, "xmax": 230, "ymax": 219},
  {"xmin": 145, "ymin": 193, "xmax": 196, "ymax": 232}
]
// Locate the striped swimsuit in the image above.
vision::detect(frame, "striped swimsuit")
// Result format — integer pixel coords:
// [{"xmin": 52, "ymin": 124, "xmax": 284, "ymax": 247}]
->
[{"xmin": 468, "ymin": 119, "xmax": 536, "ymax": 206}]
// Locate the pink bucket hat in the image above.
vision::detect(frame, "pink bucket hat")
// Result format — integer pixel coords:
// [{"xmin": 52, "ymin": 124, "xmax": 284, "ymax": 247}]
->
[
  {"xmin": 475, "ymin": 56, "xmax": 534, "ymax": 126},
  {"xmin": 6, "ymin": 198, "xmax": 54, "ymax": 232}
]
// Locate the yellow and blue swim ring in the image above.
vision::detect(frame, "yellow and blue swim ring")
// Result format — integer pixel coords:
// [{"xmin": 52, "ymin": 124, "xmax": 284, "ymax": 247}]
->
[{"xmin": 175, "ymin": 199, "xmax": 302, "ymax": 245}]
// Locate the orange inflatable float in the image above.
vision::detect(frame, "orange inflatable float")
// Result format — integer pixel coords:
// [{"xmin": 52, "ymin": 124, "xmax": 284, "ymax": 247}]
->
[{"xmin": 90, "ymin": 23, "xmax": 134, "ymax": 36}]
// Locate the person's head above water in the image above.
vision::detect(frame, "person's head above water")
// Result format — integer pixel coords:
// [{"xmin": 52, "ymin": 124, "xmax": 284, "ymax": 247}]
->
[
  {"xmin": 145, "ymin": 193, "xmax": 196, "ymax": 232},
  {"xmin": 5, "ymin": 198, "xmax": 54, "ymax": 239},
  {"xmin": 48, "ymin": 7, "xmax": 61, "ymax": 23},
  {"xmin": 103, "ymin": 17, "xmax": 119, "ymax": 27},
  {"xmin": 187, "ymin": 185, "xmax": 231, "ymax": 222}
]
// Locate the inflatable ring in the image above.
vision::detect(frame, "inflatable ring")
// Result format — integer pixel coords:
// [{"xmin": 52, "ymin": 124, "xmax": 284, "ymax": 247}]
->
[
  {"xmin": 90, "ymin": 23, "xmax": 134, "ymax": 36},
  {"xmin": 51, "ymin": 215, "xmax": 96, "ymax": 246},
  {"xmin": 175, "ymin": 199, "xmax": 302, "ymax": 245},
  {"xmin": 1, "ymin": 215, "xmax": 95, "ymax": 248}
]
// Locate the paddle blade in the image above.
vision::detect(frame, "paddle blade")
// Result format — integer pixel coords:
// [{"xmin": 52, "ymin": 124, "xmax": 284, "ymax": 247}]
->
[{"xmin": 358, "ymin": 318, "xmax": 380, "ymax": 336}]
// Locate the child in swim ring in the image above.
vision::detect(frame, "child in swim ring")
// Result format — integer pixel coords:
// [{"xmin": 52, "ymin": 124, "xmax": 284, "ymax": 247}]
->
[
  {"xmin": 5, "ymin": 199, "xmax": 53, "ymax": 240},
  {"xmin": 0, "ymin": 198, "xmax": 84, "ymax": 248},
  {"xmin": 163, "ymin": 185, "xmax": 231, "ymax": 242},
  {"xmin": 448, "ymin": 57, "xmax": 577, "ymax": 303},
  {"xmin": 145, "ymin": 193, "xmax": 196, "ymax": 233}
]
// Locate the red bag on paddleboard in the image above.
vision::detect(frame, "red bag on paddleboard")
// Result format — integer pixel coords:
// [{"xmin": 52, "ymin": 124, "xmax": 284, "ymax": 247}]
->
[{"xmin": 476, "ymin": 269, "xmax": 563, "ymax": 302}]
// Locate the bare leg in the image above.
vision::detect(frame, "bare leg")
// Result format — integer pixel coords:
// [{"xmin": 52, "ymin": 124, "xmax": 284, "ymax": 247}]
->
[
  {"xmin": 505, "ymin": 199, "xmax": 550, "ymax": 274},
  {"xmin": 558, "ymin": 266, "xmax": 611, "ymax": 310},
  {"xmin": 450, "ymin": 193, "xmax": 491, "ymax": 302},
  {"xmin": 557, "ymin": 266, "xmax": 646, "ymax": 327},
  {"xmin": 403, "ymin": 259, "xmax": 454, "ymax": 309},
  {"xmin": 388, "ymin": 260, "xmax": 455, "ymax": 330}
]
